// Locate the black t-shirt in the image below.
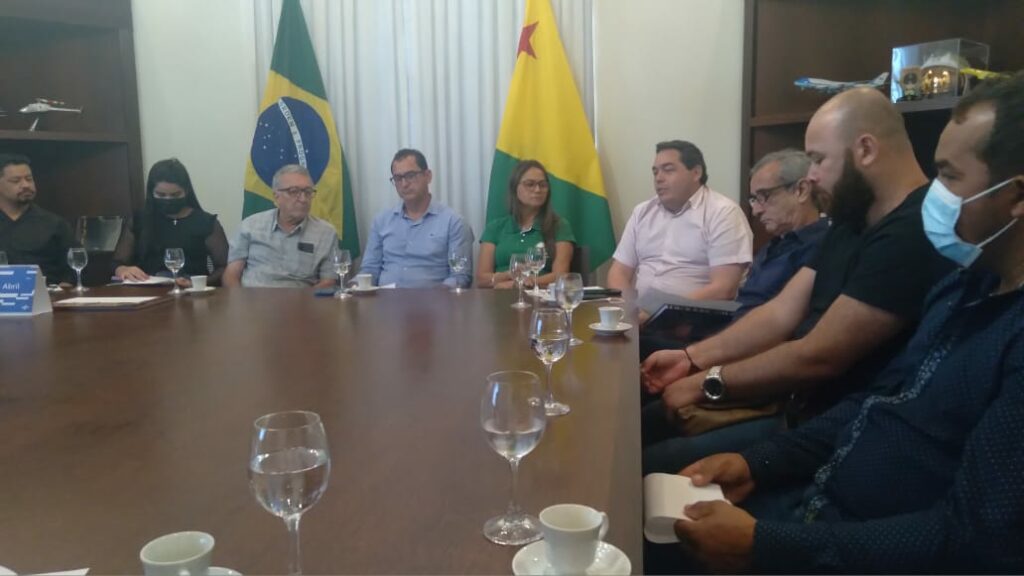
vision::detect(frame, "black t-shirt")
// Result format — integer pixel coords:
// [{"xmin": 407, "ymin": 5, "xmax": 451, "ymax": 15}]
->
[
  {"xmin": 0, "ymin": 204, "xmax": 75, "ymax": 283},
  {"xmin": 794, "ymin": 184, "xmax": 955, "ymax": 417}
]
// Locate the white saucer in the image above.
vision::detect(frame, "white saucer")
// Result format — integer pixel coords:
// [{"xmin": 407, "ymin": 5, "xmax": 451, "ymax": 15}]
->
[
  {"xmin": 185, "ymin": 286, "xmax": 216, "ymax": 295},
  {"xmin": 512, "ymin": 541, "xmax": 631, "ymax": 576},
  {"xmin": 349, "ymin": 285, "xmax": 379, "ymax": 294},
  {"xmin": 589, "ymin": 322, "xmax": 632, "ymax": 335},
  {"xmin": 208, "ymin": 567, "xmax": 242, "ymax": 576}
]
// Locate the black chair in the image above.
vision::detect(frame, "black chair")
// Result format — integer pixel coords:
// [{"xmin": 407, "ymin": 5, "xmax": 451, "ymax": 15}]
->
[
  {"xmin": 570, "ymin": 243, "xmax": 591, "ymax": 285},
  {"xmin": 76, "ymin": 215, "xmax": 124, "ymax": 286}
]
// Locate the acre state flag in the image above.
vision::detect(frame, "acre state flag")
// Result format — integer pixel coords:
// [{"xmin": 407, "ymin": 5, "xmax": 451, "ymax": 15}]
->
[{"xmin": 486, "ymin": 0, "xmax": 614, "ymax": 266}]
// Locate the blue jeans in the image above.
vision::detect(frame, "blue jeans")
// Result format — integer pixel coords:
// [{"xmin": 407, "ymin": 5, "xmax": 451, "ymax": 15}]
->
[{"xmin": 642, "ymin": 399, "xmax": 785, "ymax": 475}]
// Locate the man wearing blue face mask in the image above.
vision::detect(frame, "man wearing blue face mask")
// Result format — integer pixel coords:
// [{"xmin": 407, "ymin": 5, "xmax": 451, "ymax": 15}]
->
[{"xmin": 659, "ymin": 72, "xmax": 1024, "ymax": 573}]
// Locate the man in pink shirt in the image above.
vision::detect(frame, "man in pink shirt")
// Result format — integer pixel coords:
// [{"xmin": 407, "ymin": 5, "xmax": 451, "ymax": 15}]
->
[{"xmin": 608, "ymin": 140, "xmax": 753, "ymax": 303}]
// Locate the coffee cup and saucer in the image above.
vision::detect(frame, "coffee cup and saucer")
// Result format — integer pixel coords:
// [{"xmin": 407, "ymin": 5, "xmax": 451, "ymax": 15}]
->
[
  {"xmin": 140, "ymin": 531, "xmax": 241, "ymax": 576},
  {"xmin": 348, "ymin": 273, "xmax": 378, "ymax": 294},
  {"xmin": 512, "ymin": 504, "xmax": 631, "ymax": 576},
  {"xmin": 589, "ymin": 306, "xmax": 631, "ymax": 335},
  {"xmin": 184, "ymin": 275, "xmax": 215, "ymax": 295}
]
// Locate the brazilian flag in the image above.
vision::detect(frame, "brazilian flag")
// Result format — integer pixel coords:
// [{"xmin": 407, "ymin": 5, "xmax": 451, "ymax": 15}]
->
[
  {"xmin": 486, "ymin": 0, "xmax": 614, "ymax": 266},
  {"xmin": 243, "ymin": 0, "xmax": 359, "ymax": 256}
]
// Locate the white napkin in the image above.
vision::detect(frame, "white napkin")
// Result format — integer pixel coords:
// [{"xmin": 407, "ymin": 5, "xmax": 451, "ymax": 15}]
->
[
  {"xmin": 643, "ymin": 473, "xmax": 727, "ymax": 543},
  {"xmin": 0, "ymin": 567, "xmax": 89, "ymax": 576}
]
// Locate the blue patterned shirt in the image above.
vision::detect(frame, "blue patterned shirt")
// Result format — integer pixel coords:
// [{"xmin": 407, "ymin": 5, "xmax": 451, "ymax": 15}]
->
[{"xmin": 741, "ymin": 269, "xmax": 1024, "ymax": 572}]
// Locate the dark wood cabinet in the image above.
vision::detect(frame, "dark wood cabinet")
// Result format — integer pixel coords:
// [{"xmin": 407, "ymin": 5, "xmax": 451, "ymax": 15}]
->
[
  {"xmin": 0, "ymin": 0, "xmax": 143, "ymax": 282},
  {"xmin": 741, "ymin": 0, "xmax": 1024, "ymax": 248}
]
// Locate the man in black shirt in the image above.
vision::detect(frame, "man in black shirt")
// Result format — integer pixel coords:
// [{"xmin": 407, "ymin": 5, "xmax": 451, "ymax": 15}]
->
[
  {"xmin": 641, "ymin": 88, "xmax": 954, "ymax": 472},
  {"xmin": 0, "ymin": 154, "xmax": 75, "ymax": 283}
]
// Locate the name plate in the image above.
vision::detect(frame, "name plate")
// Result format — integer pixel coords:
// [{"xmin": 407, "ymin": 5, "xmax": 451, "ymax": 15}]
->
[{"xmin": 0, "ymin": 265, "xmax": 52, "ymax": 316}]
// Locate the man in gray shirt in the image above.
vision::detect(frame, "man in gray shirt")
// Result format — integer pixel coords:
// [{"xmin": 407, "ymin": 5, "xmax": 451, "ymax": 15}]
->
[{"xmin": 224, "ymin": 164, "xmax": 338, "ymax": 288}]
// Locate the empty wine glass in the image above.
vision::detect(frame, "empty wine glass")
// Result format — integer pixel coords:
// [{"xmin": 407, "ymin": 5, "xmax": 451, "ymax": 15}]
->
[
  {"xmin": 164, "ymin": 248, "xmax": 186, "ymax": 295},
  {"xmin": 249, "ymin": 410, "xmax": 330, "ymax": 575},
  {"xmin": 481, "ymin": 370, "xmax": 546, "ymax": 546},
  {"xmin": 509, "ymin": 254, "xmax": 530, "ymax": 310},
  {"xmin": 0, "ymin": 251, "xmax": 7, "ymax": 265},
  {"xmin": 448, "ymin": 247, "xmax": 469, "ymax": 294},
  {"xmin": 331, "ymin": 248, "xmax": 352, "ymax": 300},
  {"xmin": 66, "ymin": 247, "xmax": 88, "ymax": 293},
  {"xmin": 553, "ymin": 272, "xmax": 584, "ymax": 346},
  {"xmin": 526, "ymin": 244, "xmax": 547, "ymax": 297},
  {"xmin": 530, "ymin": 308, "xmax": 571, "ymax": 416}
]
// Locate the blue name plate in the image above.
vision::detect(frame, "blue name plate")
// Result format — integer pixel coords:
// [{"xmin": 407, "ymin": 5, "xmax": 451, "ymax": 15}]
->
[{"xmin": 0, "ymin": 265, "xmax": 50, "ymax": 315}]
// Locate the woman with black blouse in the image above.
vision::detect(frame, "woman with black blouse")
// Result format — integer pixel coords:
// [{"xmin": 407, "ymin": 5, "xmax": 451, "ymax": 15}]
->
[{"xmin": 113, "ymin": 158, "xmax": 228, "ymax": 286}]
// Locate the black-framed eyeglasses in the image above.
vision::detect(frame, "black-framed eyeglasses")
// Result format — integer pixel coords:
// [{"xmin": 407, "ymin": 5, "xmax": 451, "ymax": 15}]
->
[
  {"xmin": 276, "ymin": 187, "xmax": 317, "ymax": 200},
  {"xmin": 519, "ymin": 179, "xmax": 550, "ymax": 191},
  {"xmin": 390, "ymin": 170, "xmax": 424, "ymax": 185},
  {"xmin": 748, "ymin": 180, "xmax": 798, "ymax": 206}
]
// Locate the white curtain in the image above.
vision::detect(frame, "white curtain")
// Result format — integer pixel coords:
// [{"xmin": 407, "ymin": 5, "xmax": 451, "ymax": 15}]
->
[{"xmin": 253, "ymin": 0, "xmax": 595, "ymax": 255}]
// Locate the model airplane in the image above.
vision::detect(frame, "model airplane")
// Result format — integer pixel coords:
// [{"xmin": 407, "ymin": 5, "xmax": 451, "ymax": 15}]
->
[
  {"xmin": 19, "ymin": 98, "xmax": 83, "ymax": 131},
  {"xmin": 794, "ymin": 72, "xmax": 889, "ymax": 94}
]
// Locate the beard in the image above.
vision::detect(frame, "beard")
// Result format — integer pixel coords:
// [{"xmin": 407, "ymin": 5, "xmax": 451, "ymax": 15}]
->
[{"xmin": 827, "ymin": 151, "xmax": 875, "ymax": 230}]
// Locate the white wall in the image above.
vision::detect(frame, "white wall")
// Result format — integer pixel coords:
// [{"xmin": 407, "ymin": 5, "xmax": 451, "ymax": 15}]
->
[
  {"xmin": 132, "ymin": 0, "xmax": 744, "ymax": 243},
  {"xmin": 594, "ymin": 0, "xmax": 745, "ymax": 239},
  {"xmin": 132, "ymin": 0, "xmax": 258, "ymax": 238}
]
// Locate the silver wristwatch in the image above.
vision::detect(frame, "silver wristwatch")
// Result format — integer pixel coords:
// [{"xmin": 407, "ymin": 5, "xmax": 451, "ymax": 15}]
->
[{"xmin": 702, "ymin": 365, "xmax": 727, "ymax": 402}]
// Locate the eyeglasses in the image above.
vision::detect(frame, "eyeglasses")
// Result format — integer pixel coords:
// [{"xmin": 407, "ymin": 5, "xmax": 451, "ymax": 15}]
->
[
  {"xmin": 519, "ymin": 179, "xmax": 550, "ymax": 191},
  {"xmin": 748, "ymin": 180, "xmax": 798, "ymax": 206},
  {"xmin": 390, "ymin": 170, "xmax": 424, "ymax": 185},
  {"xmin": 276, "ymin": 187, "xmax": 317, "ymax": 200}
]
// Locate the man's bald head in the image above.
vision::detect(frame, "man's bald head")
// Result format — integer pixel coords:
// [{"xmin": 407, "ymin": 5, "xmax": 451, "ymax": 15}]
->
[{"xmin": 811, "ymin": 87, "xmax": 910, "ymax": 148}]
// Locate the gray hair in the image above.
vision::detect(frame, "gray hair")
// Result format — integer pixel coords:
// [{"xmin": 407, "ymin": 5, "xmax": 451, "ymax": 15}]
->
[
  {"xmin": 750, "ymin": 148, "xmax": 811, "ymax": 184},
  {"xmin": 272, "ymin": 164, "xmax": 311, "ymax": 190},
  {"xmin": 750, "ymin": 149, "xmax": 830, "ymax": 212}
]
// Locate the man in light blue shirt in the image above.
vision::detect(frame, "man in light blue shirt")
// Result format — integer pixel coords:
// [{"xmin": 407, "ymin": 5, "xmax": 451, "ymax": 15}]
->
[{"xmin": 359, "ymin": 149, "xmax": 473, "ymax": 288}]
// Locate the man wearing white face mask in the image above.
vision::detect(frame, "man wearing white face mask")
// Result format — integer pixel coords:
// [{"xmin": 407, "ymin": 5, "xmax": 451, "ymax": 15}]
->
[{"xmin": 657, "ymin": 72, "xmax": 1024, "ymax": 574}]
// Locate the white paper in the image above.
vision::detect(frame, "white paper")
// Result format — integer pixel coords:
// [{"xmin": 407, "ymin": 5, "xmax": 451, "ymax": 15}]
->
[
  {"xmin": 32, "ymin": 569, "xmax": 89, "ymax": 576},
  {"xmin": 117, "ymin": 276, "xmax": 174, "ymax": 285},
  {"xmin": 643, "ymin": 473, "xmax": 727, "ymax": 543},
  {"xmin": 58, "ymin": 297, "xmax": 157, "ymax": 305}
]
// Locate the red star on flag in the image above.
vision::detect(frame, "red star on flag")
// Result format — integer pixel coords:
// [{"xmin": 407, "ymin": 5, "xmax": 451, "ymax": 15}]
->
[{"xmin": 518, "ymin": 21, "xmax": 539, "ymax": 58}]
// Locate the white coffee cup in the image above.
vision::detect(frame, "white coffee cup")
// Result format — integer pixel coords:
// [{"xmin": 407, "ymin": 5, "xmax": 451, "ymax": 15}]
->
[
  {"xmin": 140, "ymin": 531, "xmax": 214, "ymax": 576},
  {"xmin": 539, "ymin": 504, "xmax": 609, "ymax": 574},
  {"xmin": 190, "ymin": 275, "xmax": 208, "ymax": 291},
  {"xmin": 354, "ymin": 273, "xmax": 374, "ymax": 289},
  {"xmin": 598, "ymin": 306, "xmax": 625, "ymax": 329}
]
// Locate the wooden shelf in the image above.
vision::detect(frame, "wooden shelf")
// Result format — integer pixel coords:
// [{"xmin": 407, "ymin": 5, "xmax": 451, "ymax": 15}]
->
[
  {"xmin": 0, "ymin": 130, "xmax": 128, "ymax": 143},
  {"xmin": 894, "ymin": 97, "xmax": 959, "ymax": 114},
  {"xmin": 750, "ymin": 111, "xmax": 813, "ymax": 127}
]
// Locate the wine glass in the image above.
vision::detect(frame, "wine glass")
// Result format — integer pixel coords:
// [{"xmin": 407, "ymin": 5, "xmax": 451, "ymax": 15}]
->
[
  {"xmin": 481, "ymin": 370, "xmax": 547, "ymax": 546},
  {"xmin": 331, "ymin": 248, "xmax": 352, "ymax": 300},
  {"xmin": 526, "ymin": 244, "xmax": 547, "ymax": 297},
  {"xmin": 552, "ymin": 272, "xmax": 584, "ymax": 346},
  {"xmin": 448, "ymin": 247, "xmax": 469, "ymax": 294},
  {"xmin": 530, "ymin": 308, "xmax": 571, "ymax": 416},
  {"xmin": 66, "ymin": 247, "xmax": 88, "ymax": 293},
  {"xmin": 164, "ymin": 248, "xmax": 186, "ymax": 295},
  {"xmin": 0, "ymin": 251, "xmax": 7, "ymax": 265},
  {"xmin": 249, "ymin": 410, "xmax": 330, "ymax": 575},
  {"xmin": 509, "ymin": 254, "xmax": 530, "ymax": 310}
]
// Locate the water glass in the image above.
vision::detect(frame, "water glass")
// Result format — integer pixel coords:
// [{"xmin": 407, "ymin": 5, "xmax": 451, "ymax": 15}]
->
[
  {"xmin": 481, "ymin": 371, "xmax": 546, "ymax": 546},
  {"xmin": 164, "ymin": 248, "xmax": 186, "ymax": 295},
  {"xmin": 509, "ymin": 254, "xmax": 530, "ymax": 310},
  {"xmin": 530, "ymin": 308, "xmax": 571, "ymax": 416},
  {"xmin": 553, "ymin": 273, "xmax": 584, "ymax": 346},
  {"xmin": 67, "ymin": 247, "xmax": 89, "ymax": 292},
  {"xmin": 249, "ymin": 410, "xmax": 330, "ymax": 575},
  {"xmin": 526, "ymin": 244, "xmax": 547, "ymax": 296},
  {"xmin": 448, "ymin": 247, "xmax": 469, "ymax": 294},
  {"xmin": 331, "ymin": 248, "xmax": 352, "ymax": 300}
]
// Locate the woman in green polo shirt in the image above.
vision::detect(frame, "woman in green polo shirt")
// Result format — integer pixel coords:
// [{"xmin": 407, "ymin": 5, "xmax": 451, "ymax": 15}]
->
[{"xmin": 477, "ymin": 159, "xmax": 575, "ymax": 288}]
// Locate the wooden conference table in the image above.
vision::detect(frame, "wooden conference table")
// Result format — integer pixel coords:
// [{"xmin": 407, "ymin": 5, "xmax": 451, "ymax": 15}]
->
[{"xmin": 0, "ymin": 287, "xmax": 642, "ymax": 574}]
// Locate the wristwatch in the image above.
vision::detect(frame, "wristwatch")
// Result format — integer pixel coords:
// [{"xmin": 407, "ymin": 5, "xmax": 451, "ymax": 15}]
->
[{"xmin": 702, "ymin": 366, "xmax": 727, "ymax": 402}]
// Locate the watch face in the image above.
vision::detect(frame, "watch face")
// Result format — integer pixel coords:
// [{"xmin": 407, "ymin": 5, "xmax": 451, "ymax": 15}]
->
[{"xmin": 703, "ymin": 377, "xmax": 725, "ymax": 400}]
